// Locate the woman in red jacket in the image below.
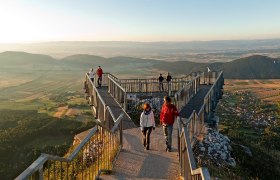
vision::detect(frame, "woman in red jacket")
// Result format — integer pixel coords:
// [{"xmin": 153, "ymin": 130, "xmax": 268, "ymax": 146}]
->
[{"xmin": 160, "ymin": 96, "xmax": 179, "ymax": 152}]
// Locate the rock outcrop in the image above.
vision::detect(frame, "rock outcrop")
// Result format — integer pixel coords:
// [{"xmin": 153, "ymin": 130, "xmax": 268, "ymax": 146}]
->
[{"xmin": 194, "ymin": 128, "xmax": 236, "ymax": 167}]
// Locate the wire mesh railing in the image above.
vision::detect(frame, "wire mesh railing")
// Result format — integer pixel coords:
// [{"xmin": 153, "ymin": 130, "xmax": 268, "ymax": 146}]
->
[{"xmin": 15, "ymin": 113, "xmax": 124, "ymax": 180}]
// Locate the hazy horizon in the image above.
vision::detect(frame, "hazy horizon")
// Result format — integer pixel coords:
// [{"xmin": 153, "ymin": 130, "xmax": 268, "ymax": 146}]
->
[
  {"xmin": 1, "ymin": 0, "xmax": 280, "ymax": 43},
  {"xmin": 1, "ymin": 39, "xmax": 280, "ymax": 62}
]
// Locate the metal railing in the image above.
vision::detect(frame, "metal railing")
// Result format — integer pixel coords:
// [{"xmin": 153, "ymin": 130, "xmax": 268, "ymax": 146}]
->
[
  {"xmin": 177, "ymin": 117, "xmax": 211, "ymax": 180},
  {"xmin": 16, "ymin": 113, "xmax": 124, "ymax": 180},
  {"xmin": 16, "ymin": 72, "xmax": 128, "ymax": 180},
  {"xmin": 85, "ymin": 73, "xmax": 118, "ymax": 129},
  {"xmin": 174, "ymin": 73, "xmax": 201, "ymax": 112},
  {"xmin": 108, "ymin": 74, "xmax": 127, "ymax": 111},
  {"xmin": 17, "ymin": 71, "xmax": 223, "ymax": 180},
  {"xmin": 117, "ymin": 73, "xmax": 194, "ymax": 94},
  {"xmin": 175, "ymin": 71, "xmax": 224, "ymax": 179},
  {"xmin": 203, "ymin": 71, "xmax": 224, "ymax": 121}
]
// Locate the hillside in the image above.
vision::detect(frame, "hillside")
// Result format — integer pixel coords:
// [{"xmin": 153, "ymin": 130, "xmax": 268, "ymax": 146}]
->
[
  {"xmin": 0, "ymin": 51, "xmax": 57, "ymax": 69},
  {"xmin": 150, "ymin": 55, "xmax": 280, "ymax": 79},
  {"xmin": 206, "ymin": 55, "xmax": 280, "ymax": 79},
  {"xmin": 221, "ymin": 55, "xmax": 280, "ymax": 79},
  {"xmin": 1, "ymin": 51, "xmax": 280, "ymax": 79}
]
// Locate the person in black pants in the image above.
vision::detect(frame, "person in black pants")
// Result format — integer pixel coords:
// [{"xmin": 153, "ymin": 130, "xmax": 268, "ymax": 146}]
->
[
  {"xmin": 140, "ymin": 103, "xmax": 155, "ymax": 150},
  {"xmin": 158, "ymin": 73, "xmax": 164, "ymax": 92}
]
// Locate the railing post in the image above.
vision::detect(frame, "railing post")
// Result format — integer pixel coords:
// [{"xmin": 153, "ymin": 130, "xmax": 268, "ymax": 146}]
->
[
  {"xmin": 39, "ymin": 165, "xmax": 43, "ymax": 180},
  {"xmin": 124, "ymin": 92, "xmax": 127, "ymax": 111},
  {"xmin": 120, "ymin": 119, "xmax": 123, "ymax": 147}
]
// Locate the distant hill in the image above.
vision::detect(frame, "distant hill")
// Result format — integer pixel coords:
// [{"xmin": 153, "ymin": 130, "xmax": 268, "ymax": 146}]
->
[
  {"xmin": 213, "ymin": 55, "xmax": 280, "ymax": 79},
  {"xmin": 1, "ymin": 51, "xmax": 280, "ymax": 79},
  {"xmin": 0, "ymin": 51, "xmax": 57, "ymax": 69},
  {"xmin": 150, "ymin": 55, "xmax": 280, "ymax": 79}
]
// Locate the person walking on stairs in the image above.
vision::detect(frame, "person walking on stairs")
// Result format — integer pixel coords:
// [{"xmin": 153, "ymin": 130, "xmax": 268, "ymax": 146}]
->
[
  {"xmin": 140, "ymin": 103, "xmax": 155, "ymax": 150},
  {"xmin": 160, "ymin": 96, "xmax": 179, "ymax": 152}
]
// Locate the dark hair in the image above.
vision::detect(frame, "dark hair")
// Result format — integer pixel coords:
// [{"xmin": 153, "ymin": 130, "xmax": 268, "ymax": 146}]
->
[{"xmin": 164, "ymin": 96, "xmax": 171, "ymax": 103}]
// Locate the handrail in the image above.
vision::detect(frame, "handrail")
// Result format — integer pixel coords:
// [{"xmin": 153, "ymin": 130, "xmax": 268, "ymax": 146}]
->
[
  {"xmin": 86, "ymin": 73, "xmax": 106, "ymax": 106},
  {"xmin": 174, "ymin": 74, "xmax": 200, "ymax": 96},
  {"xmin": 16, "ymin": 112, "xmax": 125, "ymax": 180},
  {"xmin": 118, "ymin": 73, "xmax": 193, "ymax": 81},
  {"xmin": 67, "ymin": 126, "xmax": 98, "ymax": 160},
  {"xmin": 177, "ymin": 117, "xmax": 211, "ymax": 180},
  {"xmin": 16, "ymin": 126, "xmax": 97, "ymax": 179},
  {"xmin": 110, "ymin": 113, "xmax": 124, "ymax": 133},
  {"xmin": 108, "ymin": 74, "xmax": 126, "ymax": 92},
  {"xmin": 203, "ymin": 71, "xmax": 223, "ymax": 101},
  {"xmin": 106, "ymin": 106, "xmax": 117, "ymax": 122},
  {"xmin": 176, "ymin": 71, "xmax": 224, "ymax": 180},
  {"xmin": 17, "ymin": 70, "xmax": 223, "ymax": 180}
]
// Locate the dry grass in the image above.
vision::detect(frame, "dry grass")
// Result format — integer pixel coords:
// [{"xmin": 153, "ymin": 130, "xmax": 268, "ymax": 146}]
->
[
  {"xmin": 53, "ymin": 106, "xmax": 68, "ymax": 118},
  {"xmin": 225, "ymin": 79, "xmax": 280, "ymax": 104}
]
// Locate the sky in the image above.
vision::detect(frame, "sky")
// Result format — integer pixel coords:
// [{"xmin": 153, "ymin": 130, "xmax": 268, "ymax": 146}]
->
[{"xmin": 0, "ymin": 0, "xmax": 280, "ymax": 43}]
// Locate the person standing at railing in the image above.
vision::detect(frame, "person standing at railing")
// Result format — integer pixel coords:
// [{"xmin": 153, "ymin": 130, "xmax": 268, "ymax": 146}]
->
[
  {"xmin": 140, "ymin": 103, "xmax": 155, "ymax": 150},
  {"xmin": 88, "ymin": 68, "xmax": 95, "ymax": 82},
  {"xmin": 158, "ymin": 73, "xmax": 164, "ymax": 92},
  {"xmin": 166, "ymin": 72, "xmax": 172, "ymax": 95},
  {"xmin": 96, "ymin": 66, "xmax": 103, "ymax": 88},
  {"xmin": 160, "ymin": 96, "xmax": 179, "ymax": 152}
]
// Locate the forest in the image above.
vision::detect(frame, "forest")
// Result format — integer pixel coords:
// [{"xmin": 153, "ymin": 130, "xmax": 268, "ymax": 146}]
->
[{"xmin": 0, "ymin": 109, "xmax": 95, "ymax": 179}]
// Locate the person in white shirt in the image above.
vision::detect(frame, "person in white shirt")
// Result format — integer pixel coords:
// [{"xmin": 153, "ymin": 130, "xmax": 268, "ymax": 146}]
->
[
  {"xmin": 88, "ymin": 68, "xmax": 95, "ymax": 82},
  {"xmin": 140, "ymin": 103, "xmax": 155, "ymax": 150}
]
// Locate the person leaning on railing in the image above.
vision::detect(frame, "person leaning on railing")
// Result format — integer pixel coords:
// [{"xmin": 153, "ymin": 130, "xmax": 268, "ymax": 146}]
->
[
  {"xmin": 158, "ymin": 73, "xmax": 164, "ymax": 92},
  {"xmin": 166, "ymin": 72, "xmax": 172, "ymax": 94},
  {"xmin": 160, "ymin": 96, "xmax": 179, "ymax": 152}
]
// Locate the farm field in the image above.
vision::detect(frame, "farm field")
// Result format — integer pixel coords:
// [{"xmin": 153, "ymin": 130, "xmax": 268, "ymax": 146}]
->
[
  {"xmin": 214, "ymin": 79, "xmax": 280, "ymax": 179},
  {"xmin": 225, "ymin": 79, "xmax": 280, "ymax": 104},
  {"xmin": 0, "ymin": 69, "xmax": 94, "ymax": 179}
]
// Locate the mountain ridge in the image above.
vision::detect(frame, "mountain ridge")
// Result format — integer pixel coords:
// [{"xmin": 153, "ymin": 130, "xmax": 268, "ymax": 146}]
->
[{"xmin": 1, "ymin": 51, "xmax": 280, "ymax": 79}]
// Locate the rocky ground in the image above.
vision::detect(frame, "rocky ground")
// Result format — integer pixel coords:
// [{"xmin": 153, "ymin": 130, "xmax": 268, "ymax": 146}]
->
[{"xmin": 193, "ymin": 127, "xmax": 236, "ymax": 168}]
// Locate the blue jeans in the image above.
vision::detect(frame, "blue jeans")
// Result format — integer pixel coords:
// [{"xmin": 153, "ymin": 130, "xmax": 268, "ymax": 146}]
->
[{"xmin": 163, "ymin": 124, "xmax": 173, "ymax": 150}]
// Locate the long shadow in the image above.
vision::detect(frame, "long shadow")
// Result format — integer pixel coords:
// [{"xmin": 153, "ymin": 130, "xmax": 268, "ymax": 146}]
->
[
  {"xmin": 117, "ymin": 130, "xmax": 177, "ymax": 178},
  {"xmin": 138, "ymin": 152, "xmax": 171, "ymax": 179}
]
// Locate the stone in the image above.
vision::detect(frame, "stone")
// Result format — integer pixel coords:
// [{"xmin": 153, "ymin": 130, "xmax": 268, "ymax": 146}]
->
[
  {"xmin": 224, "ymin": 135, "xmax": 230, "ymax": 142},
  {"xmin": 220, "ymin": 153, "xmax": 227, "ymax": 160},
  {"xmin": 200, "ymin": 147, "xmax": 206, "ymax": 152},
  {"xmin": 228, "ymin": 158, "xmax": 236, "ymax": 167}
]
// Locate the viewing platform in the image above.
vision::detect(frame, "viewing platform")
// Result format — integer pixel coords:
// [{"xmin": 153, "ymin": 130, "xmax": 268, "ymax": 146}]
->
[{"xmin": 16, "ymin": 71, "xmax": 224, "ymax": 180}]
